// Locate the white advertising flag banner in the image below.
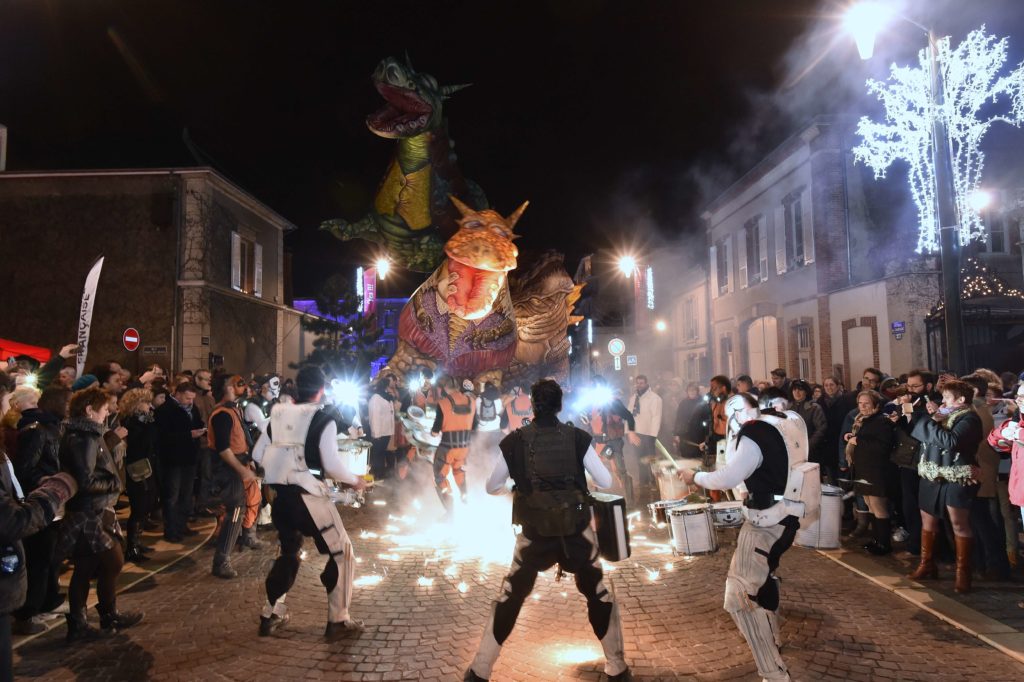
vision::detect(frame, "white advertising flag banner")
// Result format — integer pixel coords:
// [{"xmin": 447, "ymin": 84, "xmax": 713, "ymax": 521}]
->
[{"xmin": 76, "ymin": 257, "xmax": 105, "ymax": 377}]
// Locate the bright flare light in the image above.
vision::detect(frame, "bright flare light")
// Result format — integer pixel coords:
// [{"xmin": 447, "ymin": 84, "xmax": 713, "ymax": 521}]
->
[
  {"xmin": 549, "ymin": 645, "xmax": 601, "ymax": 665},
  {"xmin": 843, "ymin": 1, "xmax": 893, "ymax": 60},
  {"xmin": 968, "ymin": 189, "xmax": 993, "ymax": 212},
  {"xmin": 655, "ymin": 319, "xmax": 667, "ymax": 332},
  {"xmin": 417, "ymin": 576, "xmax": 434, "ymax": 587},
  {"xmin": 376, "ymin": 258, "xmax": 391, "ymax": 279},
  {"xmin": 354, "ymin": 575, "xmax": 383, "ymax": 587},
  {"xmin": 330, "ymin": 379, "xmax": 362, "ymax": 408},
  {"xmin": 617, "ymin": 255, "xmax": 637, "ymax": 277}
]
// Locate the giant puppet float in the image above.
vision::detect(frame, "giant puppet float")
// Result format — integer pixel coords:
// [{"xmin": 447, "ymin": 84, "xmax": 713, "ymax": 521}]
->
[{"xmin": 323, "ymin": 56, "xmax": 581, "ymax": 386}]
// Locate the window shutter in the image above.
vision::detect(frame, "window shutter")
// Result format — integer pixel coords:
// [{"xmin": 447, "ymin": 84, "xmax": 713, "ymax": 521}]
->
[
  {"xmin": 758, "ymin": 216, "xmax": 769, "ymax": 281},
  {"xmin": 230, "ymin": 231, "xmax": 241, "ymax": 291},
  {"xmin": 801, "ymin": 191, "xmax": 815, "ymax": 264},
  {"xmin": 737, "ymin": 226, "xmax": 748, "ymax": 289},
  {"xmin": 724, "ymin": 236, "xmax": 734, "ymax": 293},
  {"xmin": 774, "ymin": 206, "xmax": 787, "ymax": 275},
  {"xmin": 709, "ymin": 245, "xmax": 718, "ymax": 300},
  {"xmin": 254, "ymin": 243, "xmax": 264, "ymax": 298}
]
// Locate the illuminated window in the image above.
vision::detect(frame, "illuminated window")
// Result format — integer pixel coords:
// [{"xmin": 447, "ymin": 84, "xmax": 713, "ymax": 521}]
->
[{"xmin": 231, "ymin": 231, "xmax": 263, "ymax": 297}]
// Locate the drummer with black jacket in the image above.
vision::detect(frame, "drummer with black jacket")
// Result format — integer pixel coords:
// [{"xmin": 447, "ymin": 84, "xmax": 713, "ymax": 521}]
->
[{"xmin": 464, "ymin": 379, "xmax": 628, "ymax": 682}]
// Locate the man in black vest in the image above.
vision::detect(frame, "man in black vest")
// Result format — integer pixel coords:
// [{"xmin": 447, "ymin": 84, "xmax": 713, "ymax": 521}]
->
[
  {"xmin": 679, "ymin": 393, "xmax": 797, "ymax": 682},
  {"xmin": 464, "ymin": 379, "xmax": 630, "ymax": 682},
  {"xmin": 252, "ymin": 366, "xmax": 366, "ymax": 640}
]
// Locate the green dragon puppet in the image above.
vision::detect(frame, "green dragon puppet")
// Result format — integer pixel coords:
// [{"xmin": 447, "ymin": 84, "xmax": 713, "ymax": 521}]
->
[{"xmin": 321, "ymin": 56, "xmax": 487, "ymax": 272}]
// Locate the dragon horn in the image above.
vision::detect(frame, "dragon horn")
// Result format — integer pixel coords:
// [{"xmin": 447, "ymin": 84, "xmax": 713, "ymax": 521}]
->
[
  {"xmin": 441, "ymin": 83, "xmax": 472, "ymax": 98},
  {"xmin": 404, "ymin": 51, "xmax": 414, "ymax": 71},
  {"xmin": 505, "ymin": 201, "xmax": 529, "ymax": 231},
  {"xmin": 449, "ymin": 195, "xmax": 476, "ymax": 217}
]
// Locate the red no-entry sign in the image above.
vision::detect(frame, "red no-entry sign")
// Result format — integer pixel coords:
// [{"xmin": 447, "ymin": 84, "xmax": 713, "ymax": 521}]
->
[{"xmin": 123, "ymin": 328, "xmax": 141, "ymax": 352}]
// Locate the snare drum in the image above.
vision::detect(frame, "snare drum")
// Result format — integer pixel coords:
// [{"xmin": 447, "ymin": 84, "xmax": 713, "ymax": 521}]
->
[
  {"xmin": 710, "ymin": 501, "xmax": 744, "ymax": 528},
  {"xmin": 795, "ymin": 484, "xmax": 843, "ymax": 549},
  {"xmin": 591, "ymin": 493, "xmax": 631, "ymax": 562},
  {"xmin": 668, "ymin": 504, "xmax": 718, "ymax": 556},
  {"xmin": 648, "ymin": 499, "xmax": 687, "ymax": 526}
]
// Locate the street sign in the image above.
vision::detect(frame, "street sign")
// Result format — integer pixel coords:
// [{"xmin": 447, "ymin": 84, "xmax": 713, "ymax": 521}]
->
[
  {"xmin": 614, "ymin": 356, "xmax": 622, "ymax": 371},
  {"xmin": 608, "ymin": 338, "xmax": 625, "ymax": 357},
  {"xmin": 626, "ymin": 355, "xmax": 638, "ymax": 366},
  {"xmin": 122, "ymin": 328, "xmax": 140, "ymax": 352},
  {"xmin": 891, "ymin": 320, "xmax": 906, "ymax": 341},
  {"xmin": 142, "ymin": 345, "xmax": 167, "ymax": 355}
]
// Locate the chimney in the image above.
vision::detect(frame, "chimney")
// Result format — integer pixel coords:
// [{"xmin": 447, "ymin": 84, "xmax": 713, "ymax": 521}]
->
[{"xmin": 0, "ymin": 124, "xmax": 7, "ymax": 171}]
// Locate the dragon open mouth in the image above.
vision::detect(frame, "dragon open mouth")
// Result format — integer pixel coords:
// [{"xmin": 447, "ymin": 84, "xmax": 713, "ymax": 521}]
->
[
  {"xmin": 445, "ymin": 259, "xmax": 505, "ymax": 321},
  {"xmin": 367, "ymin": 83, "xmax": 433, "ymax": 137}
]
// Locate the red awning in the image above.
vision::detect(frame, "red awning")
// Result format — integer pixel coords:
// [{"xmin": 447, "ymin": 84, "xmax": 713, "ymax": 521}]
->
[{"xmin": 0, "ymin": 338, "xmax": 52, "ymax": 363}]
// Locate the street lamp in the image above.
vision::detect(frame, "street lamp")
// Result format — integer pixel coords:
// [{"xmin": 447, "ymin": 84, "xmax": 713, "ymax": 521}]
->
[
  {"xmin": 375, "ymin": 257, "xmax": 391, "ymax": 279},
  {"xmin": 968, "ymin": 190, "xmax": 992, "ymax": 213},
  {"xmin": 654, "ymin": 319, "xmax": 667, "ymax": 332},
  {"xmin": 845, "ymin": 3, "xmax": 966, "ymax": 373},
  {"xmin": 617, "ymin": 255, "xmax": 637, "ymax": 277}
]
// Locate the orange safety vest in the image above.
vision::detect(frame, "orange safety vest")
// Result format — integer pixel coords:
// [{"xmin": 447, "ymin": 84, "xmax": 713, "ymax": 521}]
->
[
  {"xmin": 414, "ymin": 386, "xmax": 441, "ymax": 410},
  {"xmin": 506, "ymin": 394, "xmax": 533, "ymax": 431},
  {"xmin": 439, "ymin": 391, "xmax": 475, "ymax": 433},
  {"xmin": 207, "ymin": 403, "xmax": 248, "ymax": 455}
]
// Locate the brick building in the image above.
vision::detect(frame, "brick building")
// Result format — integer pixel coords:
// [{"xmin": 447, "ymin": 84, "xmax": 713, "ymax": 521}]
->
[{"xmin": 0, "ymin": 167, "xmax": 316, "ymax": 377}]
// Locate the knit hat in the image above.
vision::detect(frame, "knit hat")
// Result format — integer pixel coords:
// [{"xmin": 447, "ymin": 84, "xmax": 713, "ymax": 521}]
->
[{"xmin": 72, "ymin": 374, "xmax": 98, "ymax": 391}]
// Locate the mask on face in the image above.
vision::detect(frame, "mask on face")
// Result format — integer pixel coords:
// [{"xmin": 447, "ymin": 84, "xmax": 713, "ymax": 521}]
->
[
  {"xmin": 725, "ymin": 395, "xmax": 759, "ymax": 437},
  {"xmin": 268, "ymin": 377, "xmax": 281, "ymax": 399}
]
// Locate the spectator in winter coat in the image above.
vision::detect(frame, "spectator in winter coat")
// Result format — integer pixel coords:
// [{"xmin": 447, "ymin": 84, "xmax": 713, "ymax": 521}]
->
[
  {"xmin": 0, "ymin": 448, "xmax": 77, "ymax": 680},
  {"xmin": 10, "ymin": 386, "xmax": 71, "ymax": 635},
  {"xmin": 790, "ymin": 379, "xmax": 827, "ymax": 471}
]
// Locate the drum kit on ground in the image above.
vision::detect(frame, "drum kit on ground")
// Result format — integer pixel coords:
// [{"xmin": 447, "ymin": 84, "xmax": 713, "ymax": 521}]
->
[{"xmin": 647, "ymin": 498, "xmax": 744, "ymax": 557}]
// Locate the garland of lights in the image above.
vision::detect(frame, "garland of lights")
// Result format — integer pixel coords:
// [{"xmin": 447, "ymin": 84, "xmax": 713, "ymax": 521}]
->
[
  {"xmin": 854, "ymin": 27, "xmax": 1024, "ymax": 254},
  {"xmin": 961, "ymin": 257, "xmax": 1024, "ymax": 301}
]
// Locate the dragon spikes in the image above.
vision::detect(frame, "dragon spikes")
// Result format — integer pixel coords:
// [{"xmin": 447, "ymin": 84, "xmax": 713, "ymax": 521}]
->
[
  {"xmin": 441, "ymin": 83, "xmax": 472, "ymax": 99},
  {"xmin": 449, "ymin": 195, "xmax": 528, "ymax": 239}
]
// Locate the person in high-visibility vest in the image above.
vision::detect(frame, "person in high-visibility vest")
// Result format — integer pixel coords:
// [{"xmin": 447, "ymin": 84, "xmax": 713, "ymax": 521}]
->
[
  {"xmin": 503, "ymin": 382, "xmax": 533, "ymax": 432},
  {"xmin": 430, "ymin": 376, "xmax": 477, "ymax": 517}
]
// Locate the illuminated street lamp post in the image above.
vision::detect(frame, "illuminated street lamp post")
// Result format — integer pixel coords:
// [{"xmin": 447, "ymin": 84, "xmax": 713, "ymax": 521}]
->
[
  {"xmin": 847, "ymin": 5, "xmax": 1024, "ymax": 373},
  {"xmin": 845, "ymin": 2, "xmax": 964, "ymax": 372}
]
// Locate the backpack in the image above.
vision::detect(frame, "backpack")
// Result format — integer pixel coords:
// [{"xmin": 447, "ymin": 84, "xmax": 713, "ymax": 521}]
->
[{"xmin": 511, "ymin": 424, "xmax": 590, "ymax": 537}]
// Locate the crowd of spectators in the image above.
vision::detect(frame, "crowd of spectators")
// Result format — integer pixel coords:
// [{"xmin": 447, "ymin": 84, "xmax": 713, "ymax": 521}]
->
[{"xmin": 0, "ymin": 343, "xmax": 304, "ymax": 673}]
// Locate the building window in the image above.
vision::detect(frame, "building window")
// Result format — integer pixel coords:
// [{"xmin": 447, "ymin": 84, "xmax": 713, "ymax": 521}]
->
[
  {"xmin": 985, "ymin": 211, "xmax": 1009, "ymax": 254},
  {"xmin": 716, "ymin": 239, "xmax": 729, "ymax": 294},
  {"xmin": 382, "ymin": 308, "xmax": 397, "ymax": 330},
  {"xmin": 776, "ymin": 189, "xmax": 814, "ymax": 274},
  {"xmin": 785, "ymin": 196, "xmax": 804, "ymax": 267},
  {"xmin": 231, "ymin": 231, "xmax": 263, "ymax": 298},
  {"xmin": 795, "ymin": 323, "xmax": 812, "ymax": 380},
  {"xmin": 720, "ymin": 334, "xmax": 735, "ymax": 378},
  {"xmin": 740, "ymin": 216, "xmax": 768, "ymax": 288},
  {"xmin": 684, "ymin": 296, "xmax": 698, "ymax": 341}
]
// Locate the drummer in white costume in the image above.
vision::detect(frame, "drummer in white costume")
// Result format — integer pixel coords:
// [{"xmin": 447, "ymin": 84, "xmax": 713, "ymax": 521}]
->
[
  {"xmin": 252, "ymin": 366, "xmax": 366, "ymax": 640},
  {"xmin": 678, "ymin": 393, "xmax": 802, "ymax": 682}
]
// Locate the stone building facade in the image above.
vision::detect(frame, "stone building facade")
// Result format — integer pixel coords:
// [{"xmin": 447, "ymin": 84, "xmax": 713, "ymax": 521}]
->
[
  {"xmin": 702, "ymin": 118, "xmax": 943, "ymax": 385},
  {"xmin": 0, "ymin": 168, "xmax": 313, "ymax": 377}
]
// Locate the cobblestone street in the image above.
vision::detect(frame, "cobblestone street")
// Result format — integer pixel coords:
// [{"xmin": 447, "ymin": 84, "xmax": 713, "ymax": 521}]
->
[{"xmin": 13, "ymin": 466, "xmax": 1024, "ymax": 681}]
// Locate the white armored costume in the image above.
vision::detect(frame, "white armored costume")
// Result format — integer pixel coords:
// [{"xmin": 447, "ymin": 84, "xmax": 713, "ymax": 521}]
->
[
  {"xmin": 252, "ymin": 401, "xmax": 362, "ymax": 634},
  {"xmin": 693, "ymin": 396, "xmax": 819, "ymax": 682}
]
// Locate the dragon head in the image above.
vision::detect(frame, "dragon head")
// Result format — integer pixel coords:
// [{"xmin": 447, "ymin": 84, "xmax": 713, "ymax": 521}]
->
[
  {"xmin": 442, "ymin": 196, "xmax": 526, "ymax": 320},
  {"xmin": 366, "ymin": 56, "xmax": 470, "ymax": 139}
]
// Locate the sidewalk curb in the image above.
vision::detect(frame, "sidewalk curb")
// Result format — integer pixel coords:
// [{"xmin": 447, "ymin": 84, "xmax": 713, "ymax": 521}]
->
[
  {"xmin": 817, "ymin": 547, "xmax": 1024, "ymax": 666},
  {"xmin": 12, "ymin": 527, "xmax": 215, "ymax": 651}
]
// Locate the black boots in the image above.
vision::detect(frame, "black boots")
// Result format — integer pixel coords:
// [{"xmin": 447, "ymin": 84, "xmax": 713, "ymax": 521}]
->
[
  {"xmin": 125, "ymin": 542, "xmax": 149, "ymax": 563},
  {"xmin": 65, "ymin": 609, "xmax": 105, "ymax": 643},
  {"xmin": 864, "ymin": 516, "xmax": 892, "ymax": 556},
  {"xmin": 239, "ymin": 526, "xmax": 264, "ymax": 550},
  {"xmin": 96, "ymin": 605, "xmax": 144, "ymax": 633}
]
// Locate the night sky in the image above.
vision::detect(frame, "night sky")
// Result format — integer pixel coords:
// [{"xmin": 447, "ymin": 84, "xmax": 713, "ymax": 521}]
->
[{"xmin": 3, "ymin": 0, "xmax": 1023, "ymax": 296}]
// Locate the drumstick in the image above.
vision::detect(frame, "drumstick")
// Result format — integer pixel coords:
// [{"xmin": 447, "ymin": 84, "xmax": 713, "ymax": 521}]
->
[{"xmin": 654, "ymin": 439, "xmax": 680, "ymax": 471}]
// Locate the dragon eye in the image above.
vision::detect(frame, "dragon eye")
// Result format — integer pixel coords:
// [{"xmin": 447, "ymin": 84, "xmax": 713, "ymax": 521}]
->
[
  {"xmin": 490, "ymin": 226, "xmax": 507, "ymax": 236},
  {"xmin": 464, "ymin": 220, "xmax": 483, "ymax": 229}
]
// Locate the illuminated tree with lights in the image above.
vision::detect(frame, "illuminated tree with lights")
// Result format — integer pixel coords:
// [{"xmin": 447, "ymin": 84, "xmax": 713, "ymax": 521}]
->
[{"xmin": 854, "ymin": 27, "xmax": 1024, "ymax": 253}]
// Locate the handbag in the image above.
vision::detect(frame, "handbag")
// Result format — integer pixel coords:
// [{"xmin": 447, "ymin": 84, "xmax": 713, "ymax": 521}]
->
[
  {"xmin": 890, "ymin": 429, "xmax": 920, "ymax": 469},
  {"xmin": 125, "ymin": 458, "xmax": 153, "ymax": 482}
]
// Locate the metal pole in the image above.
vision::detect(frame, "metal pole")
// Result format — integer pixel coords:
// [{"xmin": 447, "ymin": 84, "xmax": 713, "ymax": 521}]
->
[{"xmin": 928, "ymin": 30, "xmax": 965, "ymax": 374}]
